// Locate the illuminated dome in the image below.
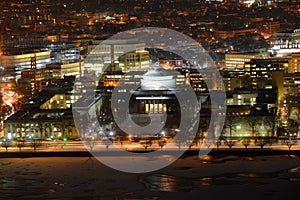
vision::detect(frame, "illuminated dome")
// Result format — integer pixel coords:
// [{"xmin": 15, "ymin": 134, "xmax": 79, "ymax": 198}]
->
[{"xmin": 141, "ymin": 67, "xmax": 176, "ymax": 90}]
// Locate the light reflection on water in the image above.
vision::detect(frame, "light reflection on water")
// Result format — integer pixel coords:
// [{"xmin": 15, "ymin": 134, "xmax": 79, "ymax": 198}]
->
[
  {"xmin": 139, "ymin": 166, "xmax": 300, "ymax": 192},
  {"xmin": 139, "ymin": 174, "xmax": 193, "ymax": 192},
  {"xmin": 289, "ymin": 166, "xmax": 300, "ymax": 173}
]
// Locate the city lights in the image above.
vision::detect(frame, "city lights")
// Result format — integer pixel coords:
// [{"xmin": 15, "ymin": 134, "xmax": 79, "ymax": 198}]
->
[{"xmin": 0, "ymin": 0, "xmax": 300, "ymax": 198}]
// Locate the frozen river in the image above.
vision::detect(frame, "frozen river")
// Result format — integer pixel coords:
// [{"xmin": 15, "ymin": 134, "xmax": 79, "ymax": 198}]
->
[{"xmin": 0, "ymin": 154, "xmax": 300, "ymax": 199}]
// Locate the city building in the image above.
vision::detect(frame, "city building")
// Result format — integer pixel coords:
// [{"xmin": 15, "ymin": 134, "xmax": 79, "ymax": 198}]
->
[
  {"xmin": 224, "ymin": 50, "xmax": 268, "ymax": 69},
  {"xmin": 214, "ymin": 27, "xmax": 257, "ymax": 39},
  {"xmin": 19, "ymin": 68, "xmax": 51, "ymax": 97},
  {"xmin": 46, "ymin": 61, "xmax": 82, "ymax": 78},
  {"xmin": 269, "ymin": 28, "xmax": 300, "ymax": 56},
  {"xmin": 0, "ymin": 51, "xmax": 51, "ymax": 79},
  {"xmin": 283, "ymin": 73, "xmax": 300, "ymax": 96},
  {"xmin": 129, "ymin": 68, "xmax": 181, "ymax": 132},
  {"xmin": 221, "ymin": 68, "xmax": 250, "ymax": 91},
  {"xmin": 279, "ymin": 73, "xmax": 300, "ymax": 134},
  {"xmin": 3, "ymin": 78, "xmax": 80, "ymax": 140},
  {"xmin": 225, "ymin": 53, "xmax": 257, "ymax": 69},
  {"xmin": 224, "ymin": 87, "xmax": 277, "ymax": 137},
  {"xmin": 256, "ymin": 20, "xmax": 280, "ymax": 39},
  {"xmin": 244, "ymin": 57, "xmax": 289, "ymax": 89},
  {"xmin": 84, "ymin": 39, "xmax": 150, "ymax": 76},
  {"xmin": 290, "ymin": 53, "xmax": 300, "ymax": 73}
]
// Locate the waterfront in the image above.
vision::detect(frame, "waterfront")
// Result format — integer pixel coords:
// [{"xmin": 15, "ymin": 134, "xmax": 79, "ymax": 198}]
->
[{"xmin": 0, "ymin": 154, "xmax": 299, "ymax": 200}]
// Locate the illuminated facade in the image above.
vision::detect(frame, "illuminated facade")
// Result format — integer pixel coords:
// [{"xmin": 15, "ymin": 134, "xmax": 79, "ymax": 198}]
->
[
  {"xmin": 128, "ymin": 68, "xmax": 181, "ymax": 133},
  {"xmin": 187, "ymin": 69, "xmax": 209, "ymax": 93},
  {"xmin": 225, "ymin": 53, "xmax": 257, "ymax": 69},
  {"xmin": 3, "ymin": 80, "xmax": 80, "ymax": 140},
  {"xmin": 221, "ymin": 68, "xmax": 248, "ymax": 91},
  {"xmin": 224, "ymin": 88, "xmax": 277, "ymax": 137},
  {"xmin": 39, "ymin": 93, "xmax": 75, "ymax": 110},
  {"xmin": 46, "ymin": 61, "xmax": 82, "ymax": 78},
  {"xmin": 0, "ymin": 51, "xmax": 51, "ymax": 79},
  {"xmin": 281, "ymin": 73, "xmax": 300, "ymax": 135},
  {"xmin": 123, "ymin": 50, "xmax": 149, "ymax": 72},
  {"xmin": 84, "ymin": 39, "xmax": 149, "ymax": 76},
  {"xmin": 269, "ymin": 28, "xmax": 300, "ymax": 56},
  {"xmin": 19, "ymin": 68, "xmax": 51, "ymax": 96},
  {"xmin": 93, "ymin": 67, "xmax": 208, "ymax": 136},
  {"xmin": 245, "ymin": 58, "xmax": 289, "ymax": 89},
  {"xmin": 4, "ymin": 110, "xmax": 77, "ymax": 140},
  {"xmin": 283, "ymin": 73, "xmax": 300, "ymax": 96},
  {"xmin": 97, "ymin": 71, "xmax": 125, "ymax": 93},
  {"xmin": 290, "ymin": 53, "xmax": 300, "ymax": 73}
]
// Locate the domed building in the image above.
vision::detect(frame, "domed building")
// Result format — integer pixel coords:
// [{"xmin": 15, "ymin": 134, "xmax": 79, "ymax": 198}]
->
[{"xmin": 127, "ymin": 67, "xmax": 181, "ymax": 131}]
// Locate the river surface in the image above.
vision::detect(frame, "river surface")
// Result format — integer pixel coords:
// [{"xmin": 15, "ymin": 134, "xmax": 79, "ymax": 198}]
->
[{"xmin": 0, "ymin": 155, "xmax": 300, "ymax": 200}]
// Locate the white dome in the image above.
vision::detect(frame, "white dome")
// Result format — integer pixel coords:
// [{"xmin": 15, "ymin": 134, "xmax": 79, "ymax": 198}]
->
[
  {"xmin": 143, "ymin": 68, "xmax": 175, "ymax": 77},
  {"xmin": 141, "ymin": 68, "xmax": 176, "ymax": 90}
]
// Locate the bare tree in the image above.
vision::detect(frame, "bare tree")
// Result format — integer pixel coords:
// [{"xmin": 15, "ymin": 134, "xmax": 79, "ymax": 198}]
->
[
  {"xmin": 215, "ymin": 139, "xmax": 222, "ymax": 149},
  {"xmin": 224, "ymin": 138, "xmax": 235, "ymax": 149},
  {"xmin": 158, "ymin": 139, "xmax": 167, "ymax": 149},
  {"xmin": 203, "ymin": 137, "xmax": 215, "ymax": 149},
  {"xmin": 224, "ymin": 114, "xmax": 237, "ymax": 137},
  {"xmin": 242, "ymin": 138, "xmax": 251, "ymax": 149},
  {"xmin": 17, "ymin": 138, "xmax": 25, "ymax": 152},
  {"xmin": 102, "ymin": 138, "xmax": 113, "ymax": 151},
  {"xmin": 264, "ymin": 116, "xmax": 277, "ymax": 137},
  {"xmin": 255, "ymin": 138, "xmax": 268, "ymax": 149},
  {"xmin": 174, "ymin": 138, "xmax": 185, "ymax": 150},
  {"xmin": 247, "ymin": 116, "xmax": 260, "ymax": 137},
  {"xmin": 31, "ymin": 139, "xmax": 41, "ymax": 152},
  {"xmin": 117, "ymin": 136, "xmax": 124, "ymax": 147},
  {"xmin": 1, "ymin": 140, "xmax": 11, "ymax": 152},
  {"xmin": 84, "ymin": 136, "xmax": 97, "ymax": 152},
  {"xmin": 140, "ymin": 138, "xmax": 152, "ymax": 151},
  {"xmin": 284, "ymin": 138, "xmax": 298, "ymax": 151}
]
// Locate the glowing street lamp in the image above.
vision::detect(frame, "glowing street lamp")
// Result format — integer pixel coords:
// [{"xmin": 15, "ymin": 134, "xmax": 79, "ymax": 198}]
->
[{"xmin": 109, "ymin": 131, "xmax": 114, "ymax": 136}]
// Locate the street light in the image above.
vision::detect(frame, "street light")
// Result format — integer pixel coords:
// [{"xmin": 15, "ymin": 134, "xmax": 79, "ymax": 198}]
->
[{"xmin": 109, "ymin": 131, "xmax": 114, "ymax": 136}]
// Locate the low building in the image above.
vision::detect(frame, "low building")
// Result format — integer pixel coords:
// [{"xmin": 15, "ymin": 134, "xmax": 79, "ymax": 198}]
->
[
  {"xmin": 3, "ymin": 79, "xmax": 80, "ymax": 140},
  {"xmin": 225, "ymin": 53, "xmax": 256, "ymax": 69}
]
